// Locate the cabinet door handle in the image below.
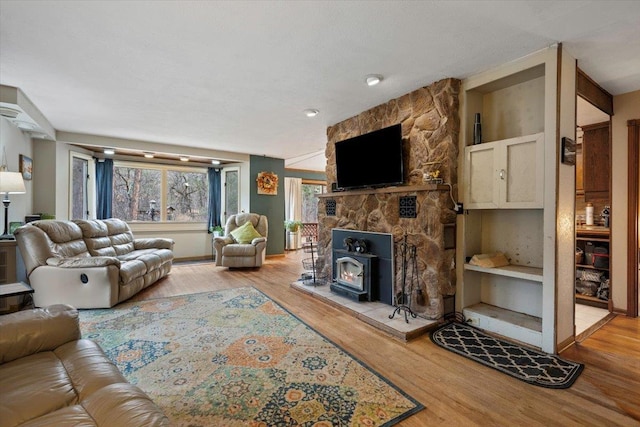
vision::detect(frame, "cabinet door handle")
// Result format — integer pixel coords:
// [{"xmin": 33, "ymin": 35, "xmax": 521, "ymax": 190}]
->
[{"xmin": 499, "ymin": 169, "xmax": 506, "ymax": 180}]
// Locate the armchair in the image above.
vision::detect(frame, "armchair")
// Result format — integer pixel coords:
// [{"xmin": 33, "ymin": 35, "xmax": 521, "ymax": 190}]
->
[{"xmin": 213, "ymin": 213, "xmax": 268, "ymax": 268}]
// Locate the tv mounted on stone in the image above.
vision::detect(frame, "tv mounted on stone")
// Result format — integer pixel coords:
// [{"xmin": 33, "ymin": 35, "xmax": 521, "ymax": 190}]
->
[{"xmin": 335, "ymin": 123, "xmax": 404, "ymax": 190}]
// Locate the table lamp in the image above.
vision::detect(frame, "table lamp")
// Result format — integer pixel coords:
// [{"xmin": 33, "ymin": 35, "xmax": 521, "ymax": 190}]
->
[{"xmin": 0, "ymin": 168, "xmax": 26, "ymax": 240}]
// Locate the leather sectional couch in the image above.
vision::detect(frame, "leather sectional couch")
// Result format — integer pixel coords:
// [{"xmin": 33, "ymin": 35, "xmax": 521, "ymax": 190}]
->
[
  {"xmin": 0, "ymin": 304, "xmax": 169, "ymax": 426},
  {"xmin": 15, "ymin": 218, "xmax": 174, "ymax": 309}
]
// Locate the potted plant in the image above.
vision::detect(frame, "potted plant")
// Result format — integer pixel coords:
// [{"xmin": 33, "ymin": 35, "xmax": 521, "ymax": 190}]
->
[
  {"xmin": 284, "ymin": 220, "xmax": 303, "ymax": 250},
  {"xmin": 209, "ymin": 225, "xmax": 224, "ymax": 237}
]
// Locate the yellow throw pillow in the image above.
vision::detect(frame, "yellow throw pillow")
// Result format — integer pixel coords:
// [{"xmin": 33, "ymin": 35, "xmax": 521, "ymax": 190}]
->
[{"xmin": 230, "ymin": 221, "xmax": 262, "ymax": 244}]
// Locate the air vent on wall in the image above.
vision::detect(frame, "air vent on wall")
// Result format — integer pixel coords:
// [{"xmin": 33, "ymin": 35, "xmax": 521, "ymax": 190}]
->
[{"xmin": 0, "ymin": 106, "xmax": 21, "ymax": 119}]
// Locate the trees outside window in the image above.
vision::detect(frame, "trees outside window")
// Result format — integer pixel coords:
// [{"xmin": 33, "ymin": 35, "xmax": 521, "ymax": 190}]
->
[
  {"xmin": 301, "ymin": 183, "xmax": 325, "ymax": 223},
  {"xmin": 166, "ymin": 170, "xmax": 207, "ymax": 221},
  {"xmin": 112, "ymin": 163, "xmax": 208, "ymax": 222}
]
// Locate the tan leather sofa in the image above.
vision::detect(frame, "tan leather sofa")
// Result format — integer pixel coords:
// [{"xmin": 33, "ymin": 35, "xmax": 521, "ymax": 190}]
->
[
  {"xmin": 213, "ymin": 213, "xmax": 268, "ymax": 268},
  {"xmin": 0, "ymin": 304, "xmax": 169, "ymax": 427},
  {"xmin": 15, "ymin": 218, "xmax": 174, "ymax": 309}
]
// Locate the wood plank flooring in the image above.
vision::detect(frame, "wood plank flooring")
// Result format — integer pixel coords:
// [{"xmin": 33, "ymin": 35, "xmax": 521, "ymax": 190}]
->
[{"xmin": 133, "ymin": 252, "xmax": 640, "ymax": 426}]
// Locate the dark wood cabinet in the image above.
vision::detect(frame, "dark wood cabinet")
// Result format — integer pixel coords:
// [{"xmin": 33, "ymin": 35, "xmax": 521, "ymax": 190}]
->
[{"xmin": 582, "ymin": 121, "xmax": 610, "ymax": 201}]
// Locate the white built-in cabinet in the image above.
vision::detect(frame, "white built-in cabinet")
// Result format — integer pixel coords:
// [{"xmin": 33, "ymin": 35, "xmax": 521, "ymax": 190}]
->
[
  {"xmin": 464, "ymin": 132, "xmax": 544, "ymax": 209},
  {"xmin": 457, "ymin": 47, "xmax": 573, "ymax": 353}
]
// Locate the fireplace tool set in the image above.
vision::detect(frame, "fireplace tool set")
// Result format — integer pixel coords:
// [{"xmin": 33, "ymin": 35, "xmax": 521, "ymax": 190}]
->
[{"xmin": 389, "ymin": 234, "xmax": 418, "ymax": 323}]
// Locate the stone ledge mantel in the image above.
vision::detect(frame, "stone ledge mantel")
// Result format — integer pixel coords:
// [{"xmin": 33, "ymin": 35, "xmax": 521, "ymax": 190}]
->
[{"xmin": 317, "ymin": 184, "xmax": 449, "ymax": 198}]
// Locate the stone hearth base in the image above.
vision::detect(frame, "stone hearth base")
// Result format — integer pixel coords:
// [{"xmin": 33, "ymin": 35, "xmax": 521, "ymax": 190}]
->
[{"xmin": 290, "ymin": 281, "xmax": 439, "ymax": 341}]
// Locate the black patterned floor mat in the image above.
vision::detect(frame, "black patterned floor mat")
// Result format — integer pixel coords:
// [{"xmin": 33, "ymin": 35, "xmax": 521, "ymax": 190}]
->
[{"xmin": 430, "ymin": 322, "xmax": 583, "ymax": 389}]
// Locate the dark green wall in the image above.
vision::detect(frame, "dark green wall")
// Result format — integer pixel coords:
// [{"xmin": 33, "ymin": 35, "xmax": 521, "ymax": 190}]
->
[
  {"xmin": 250, "ymin": 155, "xmax": 285, "ymax": 255},
  {"xmin": 249, "ymin": 157, "xmax": 327, "ymax": 255}
]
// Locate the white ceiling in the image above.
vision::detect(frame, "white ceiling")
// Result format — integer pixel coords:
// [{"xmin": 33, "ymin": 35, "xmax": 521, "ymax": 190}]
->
[{"xmin": 1, "ymin": 1, "xmax": 639, "ymax": 171}]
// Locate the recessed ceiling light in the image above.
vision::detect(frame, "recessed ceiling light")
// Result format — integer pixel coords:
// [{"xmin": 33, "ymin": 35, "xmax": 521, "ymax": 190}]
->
[
  {"xmin": 104, "ymin": 148, "xmax": 115, "ymax": 155},
  {"xmin": 303, "ymin": 109, "xmax": 319, "ymax": 117},
  {"xmin": 211, "ymin": 160, "xmax": 221, "ymax": 165},
  {"xmin": 365, "ymin": 74, "xmax": 383, "ymax": 86},
  {"xmin": 180, "ymin": 156, "xmax": 189, "ymax": 162},
  {"xmin": 144, "ymin": 152, "xmax": 154, "ymax": 158}
]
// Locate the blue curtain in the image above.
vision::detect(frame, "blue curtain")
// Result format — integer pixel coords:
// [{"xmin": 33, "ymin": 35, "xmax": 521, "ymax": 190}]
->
[
  {"xmin": 207, "ymin": 168, "xmax": 222, "ymax": 231},
  {"xmin": 95, "ymin": 158, "xmax": 113, "ymax": 219}
]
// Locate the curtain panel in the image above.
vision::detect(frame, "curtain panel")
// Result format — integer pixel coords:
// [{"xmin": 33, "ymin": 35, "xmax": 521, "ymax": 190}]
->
[
  {"xmin": 95, "ymin": 158, "xmax": 113, "ymax": 219},
  {"xmin": 207, "ymin": 167, "xmax": 222, "ymax": 231}
]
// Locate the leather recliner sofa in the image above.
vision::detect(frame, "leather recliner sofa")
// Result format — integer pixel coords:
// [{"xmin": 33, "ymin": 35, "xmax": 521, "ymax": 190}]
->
[
  {"xmin": 0, "ymin": 304, "xmax": 169, "ymax": 426},
  {"xmin": 15, "ymin": 218, "xmax": 174, "ymax": 309}
]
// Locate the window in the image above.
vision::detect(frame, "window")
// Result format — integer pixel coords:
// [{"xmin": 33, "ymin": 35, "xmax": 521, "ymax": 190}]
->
[
  {"xmin": 221, "ymin": 167, "xmax": 239, "ymax": 224},
  {"xmin": 166, "ymin": 170, "xmax": 208, "ymax": 221},
  {"xmin": 69, "ymin": 152, "xmax": 95, "ymax": 220},
  {"xmin": 301, "ymin": 181, "xmax": 326, "ymax": 223},
  {"xmin": 112, "ymin": 162, "xmax": 208, "ymax": 222}
]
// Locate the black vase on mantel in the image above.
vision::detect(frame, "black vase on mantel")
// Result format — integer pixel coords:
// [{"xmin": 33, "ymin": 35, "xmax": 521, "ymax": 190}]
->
[{"xmin": 473, "ymin": 113, "xmax": 482, "ymax": 145}]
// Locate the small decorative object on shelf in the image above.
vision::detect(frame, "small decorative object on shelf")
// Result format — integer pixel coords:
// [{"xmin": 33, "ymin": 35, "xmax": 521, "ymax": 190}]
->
[
  {"xmin": 473, "ymin": 113, "xmax": 482, "ymax": 145},
  {"xmin": 423, "ymin": 161, "xmax": 444, "ymax": 184},
  {"xmin": 585, "ymin": 202, "xmax": 594, "ymax": 226},
  {"xmin": 601, "ymin": 205, "xmax": 610, "ymax": 228}
]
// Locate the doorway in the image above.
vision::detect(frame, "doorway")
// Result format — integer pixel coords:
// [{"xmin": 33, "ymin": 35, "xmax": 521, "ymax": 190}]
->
[{"xmin": 574, "ymin": 70, "xmax": 614, "ymax": 339}]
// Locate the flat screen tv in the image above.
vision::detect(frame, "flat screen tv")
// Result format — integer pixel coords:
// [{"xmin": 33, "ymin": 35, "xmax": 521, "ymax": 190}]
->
[{"xmin": 335, "ymin": 124, "xmax": 404, "ymax": 190}]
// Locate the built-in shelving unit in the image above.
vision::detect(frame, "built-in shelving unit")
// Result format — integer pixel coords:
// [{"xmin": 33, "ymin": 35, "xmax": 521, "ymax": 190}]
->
[
  {"xmin": 457, "ymin": 47, "xmax": 570, "ymax": 353},
  {"xmin": 575, "ymin": 228, "xmax": 610, "ymax": 309}
]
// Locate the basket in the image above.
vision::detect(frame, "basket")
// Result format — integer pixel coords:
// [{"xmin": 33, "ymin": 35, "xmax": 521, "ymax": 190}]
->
[
  {"xmin": 575, "ymin": 248, "xmax": 584, "ymax": 264},
  {"xmin": 302, "ymin": 257, "xmax": 324, "ymax": 271}
]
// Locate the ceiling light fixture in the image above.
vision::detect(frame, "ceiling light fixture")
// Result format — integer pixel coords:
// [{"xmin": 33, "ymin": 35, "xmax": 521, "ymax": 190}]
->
[
  {"xmin": 211, "ymin": 160, "xmax": 221, "ymax": 165},
  {"xmin": 303, "ymin": 109, "xmax": 319, "ymax": 118},
  {"xmin": 180, "ymin": 156, "xmax": 189, "ymax": 162},
  {"xmin": 365, "ymin": 74, "xmax": 383, "ymax": 86},
  {"xmin": 103, "ymin": 148, "xmax": 115, "ymax": 155},
  {"xmin": 144, "ymin": 152, "xmax": 154, "ymax": 158}
]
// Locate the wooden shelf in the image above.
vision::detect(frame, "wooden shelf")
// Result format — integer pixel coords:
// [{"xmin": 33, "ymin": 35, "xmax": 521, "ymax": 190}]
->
[
  {"xmin": 318, "ymin": 184, "xmax": 449, "ymax": 198},
  {"xmin": 576, "ymin": 263, "xmax": 609, "ymax": 272},
  {"xmin": 463, "ymin": 303, "xmax": 542, "ymax": 348},
  {"xmin": 463, "ymin": 263, "xmax": 543, "ymax": 283},
  {"xmin": 576, "ymin": 228, "xmax": 609, "ymax": 239},
  {"xmin": 576, "ymin": 294, "xmax": 608, "ymax": 308}
]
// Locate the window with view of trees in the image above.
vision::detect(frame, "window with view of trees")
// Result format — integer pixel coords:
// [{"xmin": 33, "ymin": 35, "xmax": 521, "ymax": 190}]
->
[
  {"xmin": 166, "ymin": 170, "xmax": 208, "ymax": 221},
  {"xmin": 112, "ymin": 163, "xmax": 208, "ymax": 222},
  {"xmin": 301, "ymin": 183, "xmax": 325, "ymax": 223}
]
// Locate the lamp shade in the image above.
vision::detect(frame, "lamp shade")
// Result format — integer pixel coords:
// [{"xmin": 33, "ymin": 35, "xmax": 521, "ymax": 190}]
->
[{"xmin": 0, "ymin": 171, "xmax": 26, "ymax": 194}]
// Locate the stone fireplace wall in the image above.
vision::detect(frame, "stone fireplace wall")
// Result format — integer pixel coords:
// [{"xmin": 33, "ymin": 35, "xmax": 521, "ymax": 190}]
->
[{"xmin": 318, "ymin": 78, "xmax": 460, "ymax": 319}]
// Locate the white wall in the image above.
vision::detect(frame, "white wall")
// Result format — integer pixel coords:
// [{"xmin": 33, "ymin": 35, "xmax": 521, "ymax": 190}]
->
[
  {"xmin": 1, "ymin": 117, "xmax": 33, "ymax": 226},
  {"xmin": 611, "ymin": 89, "xmax": 640, "ymax": 312}
]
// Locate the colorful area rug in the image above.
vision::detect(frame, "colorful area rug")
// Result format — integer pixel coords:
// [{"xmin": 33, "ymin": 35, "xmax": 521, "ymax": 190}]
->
[
  {"xmin": 430, "ymin": 322, "xmax": 583, "ymax": 389},
  {"xmin": 80, "ymin": 287, "xmax": 423, "ymax": 426}
]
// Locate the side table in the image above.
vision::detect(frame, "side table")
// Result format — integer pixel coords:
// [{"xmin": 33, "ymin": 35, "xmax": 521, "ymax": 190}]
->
[{"xmin": 0, "ymin": 282, "xmax": 34, "ymax": 314}]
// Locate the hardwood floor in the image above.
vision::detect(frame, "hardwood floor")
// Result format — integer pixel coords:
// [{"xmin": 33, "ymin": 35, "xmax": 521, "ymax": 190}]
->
[{"xmin": 134, "ymin": 252, "xmax": 640, "ymax": 426}]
